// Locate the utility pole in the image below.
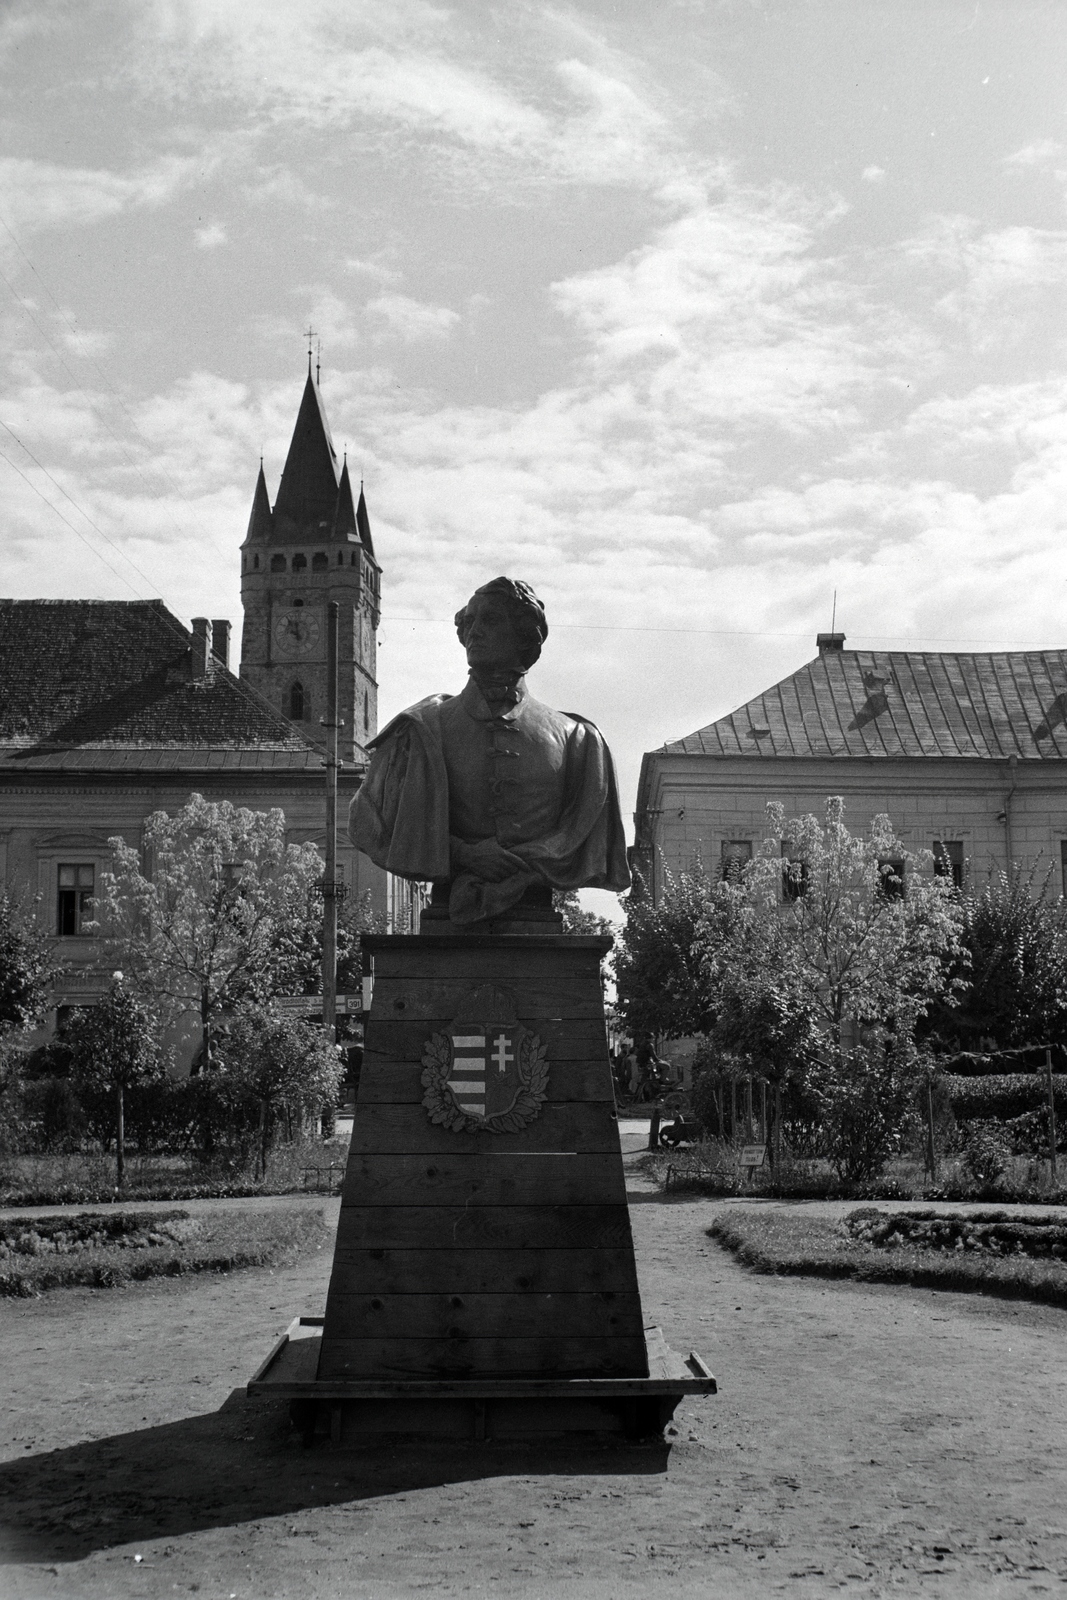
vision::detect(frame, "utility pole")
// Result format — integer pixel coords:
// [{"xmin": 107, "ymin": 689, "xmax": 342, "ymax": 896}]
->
[{"xmin": 321, "ymin": 601, "xmax": 340, "ymax": 1043}]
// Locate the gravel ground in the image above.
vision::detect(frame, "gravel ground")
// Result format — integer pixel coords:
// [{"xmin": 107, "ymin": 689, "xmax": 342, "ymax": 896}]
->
[{"xmin": 0, "ymin": 1133, "xmax": 1065, "ymax": 1598}]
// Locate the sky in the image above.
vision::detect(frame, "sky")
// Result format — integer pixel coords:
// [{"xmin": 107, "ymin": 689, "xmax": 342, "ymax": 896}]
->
[{"xmin": 2, "ymin": 0, "xmax": 1067, "ymax": 917}]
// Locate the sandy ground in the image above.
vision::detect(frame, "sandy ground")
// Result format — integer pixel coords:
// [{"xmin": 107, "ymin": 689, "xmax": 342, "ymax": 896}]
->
[{"xmin": 1, "ymin": 1128, "xmax": 1066, "ymax": 1599}]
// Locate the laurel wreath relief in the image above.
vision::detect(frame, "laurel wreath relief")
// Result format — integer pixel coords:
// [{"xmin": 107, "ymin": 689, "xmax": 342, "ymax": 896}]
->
[{"xmin": 421, "ymin": 1030, "xmax": 549, "ymax": 1134}]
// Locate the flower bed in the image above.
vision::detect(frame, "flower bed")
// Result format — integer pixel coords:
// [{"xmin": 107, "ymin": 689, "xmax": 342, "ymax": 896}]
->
[
  {"xmin": 0, "ymin": 1204, "xmax": 330, "ymax": 1296},
  {"xmin": 846, "ymin": 1207, "xmax": 1067, "ymax": 1260},
  {"xmin": 709, "ymin": 1206, "xmax": 1067, "ymax": 1308}
]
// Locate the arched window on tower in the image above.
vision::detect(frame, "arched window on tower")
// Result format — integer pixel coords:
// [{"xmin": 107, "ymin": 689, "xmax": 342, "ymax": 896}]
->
[
  {"xmin": 350, "ymin": 552, "xmax": 356, "ymax": 566},
  {"xmin": 253, "ymin": 554, "xmax": 260, "ymax": 569},
  {"xmin": 292, "ymin": 553, "xmax": 307, "ymax": 572},
  {"xmin": 364, "ymin": 690, "xmax": 369, "ymax": 732},
  {"xmin": 337, "ymin": 551, "xmax": 344, "ymax": 565},
  {"xmin": 270, "ymin": 554, "xmax": 286, "ymax": 572},
  {"xmin": 312, "ymin": 552, "xmax": 328, "ymax": 571},
  {"xmin": 290, "ymin": 682, "xmax": 306, "ymax": 720}
]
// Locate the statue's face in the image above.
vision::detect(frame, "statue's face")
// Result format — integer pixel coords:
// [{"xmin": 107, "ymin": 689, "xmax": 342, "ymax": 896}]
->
[{"xmin": 462, "ymin": 593, "xmax": 523, "ymax": 673}]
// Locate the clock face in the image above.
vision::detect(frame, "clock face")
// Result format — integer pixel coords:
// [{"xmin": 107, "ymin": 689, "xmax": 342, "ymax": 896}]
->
[{"xmin": 273, "ymin": 607, "xmax": 322, "ymax": 658}]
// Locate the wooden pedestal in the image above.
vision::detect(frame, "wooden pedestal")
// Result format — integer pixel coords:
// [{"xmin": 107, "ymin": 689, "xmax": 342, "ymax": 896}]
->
[{"xmin": 248, "ymin": 933, "xmax": 716, "ymax": 1435}]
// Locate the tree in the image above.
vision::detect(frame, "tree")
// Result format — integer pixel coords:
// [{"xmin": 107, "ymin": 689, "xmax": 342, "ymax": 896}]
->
[
  {"xmin": 269, "ymin": 889, "xmax": 382, "ymax": 997},
  {"xmin": 614, "ymin": 862, "xmax": 722, "ymax": 1041},
  {"xmin": 707, "ymin": 799, "xmax": 964, "ymax": 1180},
  {"xmin": 552, "ymin": 889, "xmax": 616, "ymax": 939},
  {"xmin": 65, "ymin": 975, "xmax": 160, "ymax": 1185},
  {"xmin": 215, "ymin": 1007, "xmax": 345, "ymax": 1179},
  {"xmin": 924, "ymin": 868, "xmax": 1067, "ymax": 1052},
  {"xmin": 0, "ymin": 892, "xmax": 56, "ymax": 1039},
  {"xmin": 101, "ymin": 794, "xmax": 325, "ymax": 1069}
]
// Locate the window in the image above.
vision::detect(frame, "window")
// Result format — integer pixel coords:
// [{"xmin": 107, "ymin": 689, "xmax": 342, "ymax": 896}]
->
[
  {"xmin": 253, "ymin": 554, "xmax": 260, "ymax": 569},
  {"xmin": 337, "ymin": 551, "xmax": 344, "ymax": 565},
  {"xmin": 782, "ymin": 853, "xmax": 809, "ymax": 901},
  {"xmin": 721, "ymin": 840, "xmax": 752, "ymax": 881},
  {"xmin": 270, "ymin": 554, "xmax": 286, "ymax": 572},
  {"xmin": 878, "ymin": 857, "xmax": 905, "ymax": 898},
  {"xmin": 290, "ymin": 682, "xmax": 306, "ymax": 720},
  {"xmin": 57, "ymin": 863, "xmax": 95, "ymax": 936},
  {"xmin": 934, "ymin": 840, "xmax": 964, "ymax": 890},
  {"xmin": 292, "ymin": 553, "xmax": 307, "ymax": 572},
  {"xmin": 364, "ymin": 690, "xmax": 369, "ymax": 732},
  {"xmin": 312, "ymin": 552, "xmax": 328, "ymax": 571},
  {"xmin": 351, "ymin": 552, "xmax": 357, "ymax": 566}
]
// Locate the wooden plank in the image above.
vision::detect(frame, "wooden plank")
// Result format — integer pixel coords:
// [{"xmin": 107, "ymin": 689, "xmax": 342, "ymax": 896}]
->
[
  {"xmin": 363, "ymin": 1013, "xmax": 609, "ymax": 1062},
  {"xmin": 358, "ymin": 1054, "xmax": 613, "ymax": 1106},
  {"xmin": 339, "ymin": 1152, "xmax": 626, "ymax": 1208},
  {"xmin": 326, "ymin": 1247, "xmax": 642, "ymax": 1296},
  {"xmin": 346, "ymin": 1102, "xmax": 622, "ymax": 1155},
  {"xmin": 320, "ymin": 1291, "xmax": 646, "ymax": 1341},
  {"xmin": 368, "ymin": 946, "xmax": 605, "ymax": 983},
  {"xmin": 316, "ymin": 1334, "xmax": 649, "ymax": 1380},
  {"xmin": 370, "ymin": 976, "xmax": 604, "ymax": 1022},
  {"xmin": 332, "ymin": 1204, "xmax": 637, "ymax": 1252}
]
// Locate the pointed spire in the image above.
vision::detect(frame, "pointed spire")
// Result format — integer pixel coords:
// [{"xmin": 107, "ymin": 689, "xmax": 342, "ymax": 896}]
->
[
  {"xmin": 356, "ymin": 480, "xmax": 375, "ymax": 557},
  {"xmin": 332, "ymin": 456, "xmax": 358, "ymax": 541},
  {"xmin": 272, "ymin": 369, "xmax": 340, "ymax": 537},
  {"xmin": 243, "ymin": 461, "xmax": 273, "ymax": 544}
]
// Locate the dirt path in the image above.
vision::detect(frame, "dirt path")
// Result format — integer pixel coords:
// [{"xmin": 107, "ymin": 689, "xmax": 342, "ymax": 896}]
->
[{"xmin": 1, "ymin": 1155, "xmax": 1066, "ymax": 1599}]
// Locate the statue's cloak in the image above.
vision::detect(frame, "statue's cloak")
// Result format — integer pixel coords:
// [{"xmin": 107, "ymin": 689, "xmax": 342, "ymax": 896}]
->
[{"xmin": 349, "ymin": 691, "xmax": 630, "ymax": 923}]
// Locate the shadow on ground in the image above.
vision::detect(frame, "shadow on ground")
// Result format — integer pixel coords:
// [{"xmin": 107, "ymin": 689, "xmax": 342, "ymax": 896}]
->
[{"xmin": 0, "ymin": 1394, "xmax": 669, "ymax": 1565}]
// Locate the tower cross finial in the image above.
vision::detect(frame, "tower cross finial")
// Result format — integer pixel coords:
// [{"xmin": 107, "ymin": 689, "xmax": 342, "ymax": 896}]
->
[
  {"xmin": 316, "ymin": 337, "xmax": 322, "ymax": 386},
  {"xmin": 305, "ymin": 324, "xmax": 317, "ymax": 373}
]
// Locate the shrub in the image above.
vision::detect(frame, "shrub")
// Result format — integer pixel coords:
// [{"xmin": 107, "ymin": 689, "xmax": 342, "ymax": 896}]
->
[{"xmin": 960, "ymin": 1124, "xmax": 1013, "ymax": 1188}]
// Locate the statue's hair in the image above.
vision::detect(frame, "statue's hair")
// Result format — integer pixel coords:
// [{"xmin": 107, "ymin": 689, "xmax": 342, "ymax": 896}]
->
[{"xmin": 454, "ymin": 577, "xmax": 548, "ymax": 670}]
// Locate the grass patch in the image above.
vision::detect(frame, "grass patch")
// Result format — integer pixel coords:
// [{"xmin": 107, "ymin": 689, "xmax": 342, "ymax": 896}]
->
[
  {"xmin": 0, "ymin": 1204, "xmax": 331, "ymax": 1297},
  {"xmin": 709, "ymin": 1207, "xmax": 1067, "ymax": 1309}
]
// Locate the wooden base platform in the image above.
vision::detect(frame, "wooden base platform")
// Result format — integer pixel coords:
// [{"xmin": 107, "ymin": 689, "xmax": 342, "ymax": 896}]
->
[{"xmin": 249, "ymin": 1318, "xmax": 716, "ymax": 1442}]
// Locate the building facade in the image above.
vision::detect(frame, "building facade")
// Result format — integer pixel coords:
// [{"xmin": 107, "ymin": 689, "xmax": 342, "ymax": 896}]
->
[
  {"xmin": 634, "ymin": 632, "xmax": 1067, "ymax": 902},
  {"xmin": 0, "ymin": 371, "xmax": 420, "ymax": 1050}
]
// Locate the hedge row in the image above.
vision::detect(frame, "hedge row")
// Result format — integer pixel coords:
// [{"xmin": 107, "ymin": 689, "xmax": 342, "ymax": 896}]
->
[{"xmin": 944, "ymin": 1072, "xmax": 1067, "ymax": 1122}]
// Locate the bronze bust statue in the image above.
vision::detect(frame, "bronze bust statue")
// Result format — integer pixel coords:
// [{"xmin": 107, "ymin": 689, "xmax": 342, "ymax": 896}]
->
[{"xmin": 349, "ymin": 577, "xmax": 630, "ymax": 924}]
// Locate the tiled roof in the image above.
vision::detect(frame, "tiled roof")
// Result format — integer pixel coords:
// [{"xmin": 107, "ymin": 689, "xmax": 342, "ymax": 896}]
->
[
  {"xmin": 0, "ymin": 599, "xmax": 318, "ymax": 755},
  {"xmin": 665, "ymin": 649, "xmax": 1067, "ymax": 762}
]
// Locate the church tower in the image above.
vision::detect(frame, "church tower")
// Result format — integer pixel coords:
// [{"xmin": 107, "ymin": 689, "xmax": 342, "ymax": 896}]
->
[{"xmin": 239, "ymin": 365, "xmax": 381, "ymax": 762}]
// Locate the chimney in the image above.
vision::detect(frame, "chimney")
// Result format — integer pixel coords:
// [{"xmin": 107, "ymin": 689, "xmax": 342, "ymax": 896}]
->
[
  {"xmin": 816, "ymin": 632, "xmax": 846, "ymax": 655},
  {"xmin": 211, "ymin": 618, "xmax": 231, "ymax": 669},
  {"xmin": 190, "ymin": 617, "xmax": 213, "ymax": 680}
]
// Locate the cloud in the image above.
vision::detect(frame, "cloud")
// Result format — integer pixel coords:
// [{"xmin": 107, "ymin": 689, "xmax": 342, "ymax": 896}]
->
[
  {"xmin": 130, "ymin": 0, "xmax": 697, "ymax": 194},
  {"xmin": 861, "ymin": 165, "xmax": 886, "ymax": 183},
  {"xmin": 0, "ymin": 154, "xmax": 202, "ymax": 238},
  {"xmin": 1003, "ymin": 139, "xmax": 1064, "ymax": 171},
  {"xmin": 194, "ymin": 222, "xmax": 227, "ymax": 249},
  {"xmin": 366, "ymin": 294, "xmax": 459, "ymax": 341}
]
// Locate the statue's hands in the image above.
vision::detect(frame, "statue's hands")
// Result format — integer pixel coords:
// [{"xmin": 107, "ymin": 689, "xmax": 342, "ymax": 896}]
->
[{"xmin": 451, "ymin": 837, "xmax": 531, "ymax": 884}]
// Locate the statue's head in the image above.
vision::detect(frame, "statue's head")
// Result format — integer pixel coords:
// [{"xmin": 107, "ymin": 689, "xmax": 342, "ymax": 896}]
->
[{"xmin": 454, "ymin": 577, "xmax": 548, "ymax": 674}]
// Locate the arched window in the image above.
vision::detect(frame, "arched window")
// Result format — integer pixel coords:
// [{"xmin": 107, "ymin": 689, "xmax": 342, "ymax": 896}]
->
[
  {"xmin": 290, "ymin": 682, "xmax": 306, "ymax": 720},
  {"xmin": 312, "ymin": 552, "xmax": 328, "ymax": 571},
  {"xmin": 253, "ymin": 554, "xmax": 260, "ymax": 569},
  {"xmin": 364, "ymin": 690, "xmax": 369, "ymax": 732},
  {"xmin": 337, "ymin": 550, "xmax": 344, "ymax": 565},
  {"xmin": 350, "ymin": 552, "xmax": 357, "ymax": 565},
  {"xmin": 292, "ymin": 553, "xmax": 307, "ymax": 572},
  {"xmin": 270, "ymin": 554, "xmax": 286, "ymax": 572}
]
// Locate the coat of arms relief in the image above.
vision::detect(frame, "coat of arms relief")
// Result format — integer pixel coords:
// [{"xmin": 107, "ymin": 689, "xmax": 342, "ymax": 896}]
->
[{"xmin": 421, "ymin": 984, "xmax": 549, "ymax": 1134}]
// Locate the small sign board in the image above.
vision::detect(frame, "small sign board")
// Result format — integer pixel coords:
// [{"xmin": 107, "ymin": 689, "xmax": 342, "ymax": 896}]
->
[
  {"xmin": 740, "ymin": 1145, "xmax": 767, "ymax": 1168},
  {"xmin": 275, "ymin": 995, "xmax": 360, "ymax": 1018}
]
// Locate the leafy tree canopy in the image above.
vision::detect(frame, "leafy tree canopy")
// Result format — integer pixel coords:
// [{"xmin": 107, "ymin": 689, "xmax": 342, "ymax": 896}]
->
[{"xmin": 102, "ymin": 793, "xmax": 327, "ymax": 1064}]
